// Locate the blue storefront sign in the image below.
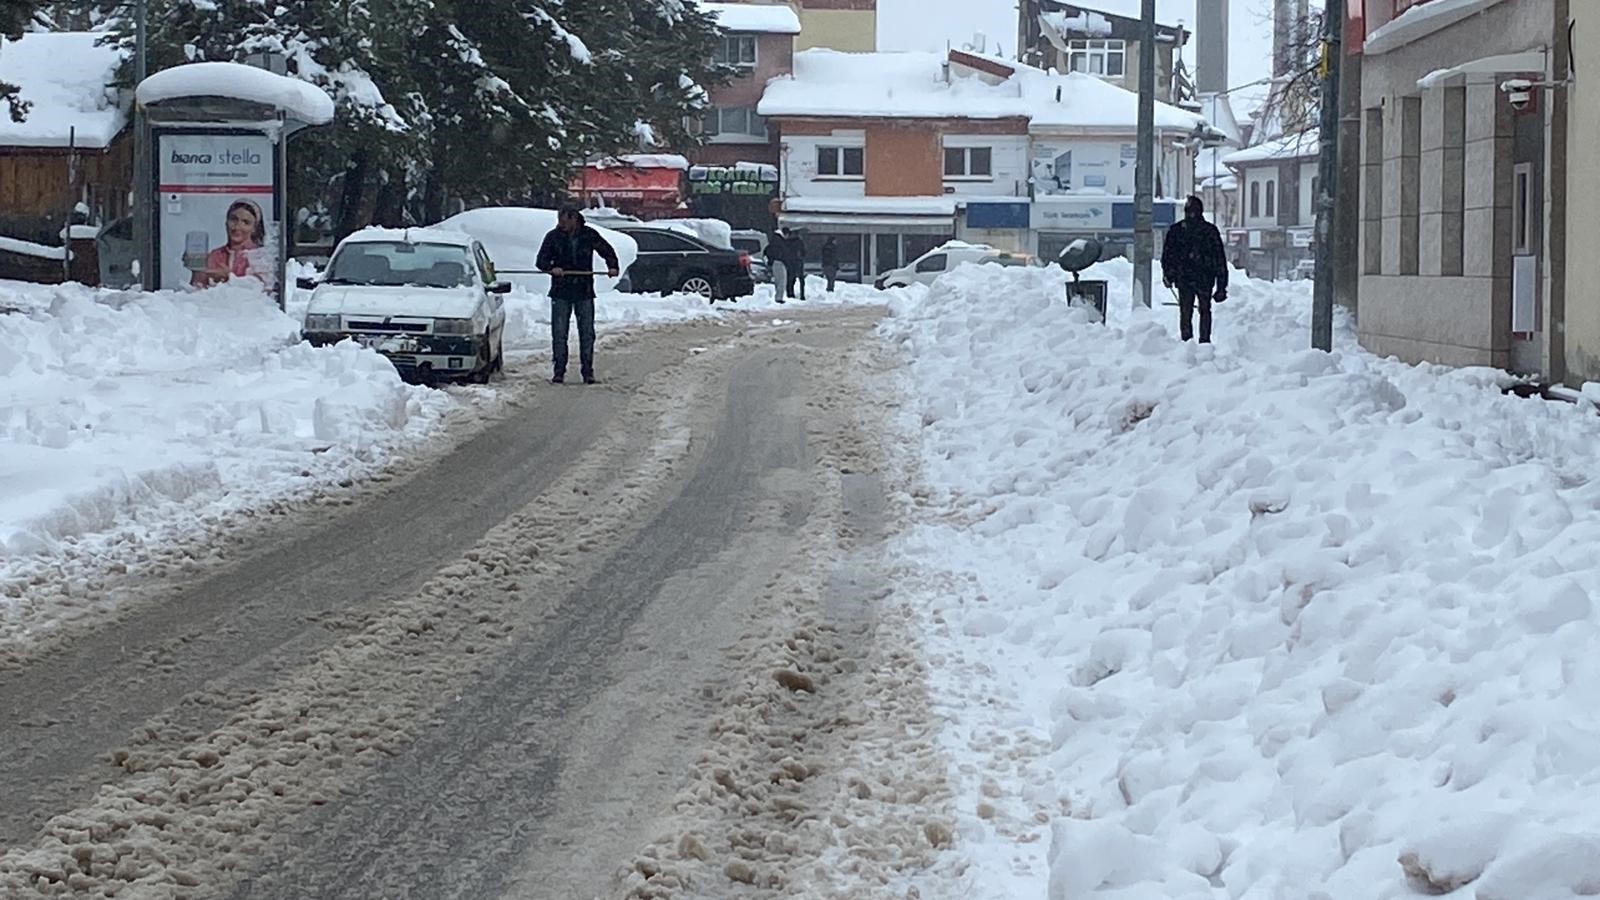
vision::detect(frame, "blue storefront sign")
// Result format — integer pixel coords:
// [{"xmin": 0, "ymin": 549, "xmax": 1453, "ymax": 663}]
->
[
  {"xmin": 964, "ymin": 201, "xmax": 1032, "ymax": 230},
  {"xmin": 1112, "ymin": 201, "xmax": 1179, "ymax": 229}
]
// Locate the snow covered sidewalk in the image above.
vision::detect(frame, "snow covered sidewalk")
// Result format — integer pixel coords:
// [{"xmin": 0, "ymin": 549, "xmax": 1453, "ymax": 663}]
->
[{"xmin": 883, "ymin": 261, "xmax": 1600, "ymax": 898}]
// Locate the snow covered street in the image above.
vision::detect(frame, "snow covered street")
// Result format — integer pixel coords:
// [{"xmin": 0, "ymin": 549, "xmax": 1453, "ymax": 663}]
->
[
  {"xmin": 0, "ymin": 275, "xmax": 880, "ymax": 644},
  {"xmin": 883, "ymin": 262, "xmax": 1600, "ymax": 898}
]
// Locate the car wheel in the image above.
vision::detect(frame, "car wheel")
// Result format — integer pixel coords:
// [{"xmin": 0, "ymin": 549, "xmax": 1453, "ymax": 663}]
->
[
  {"xmin": 679, "ymin": 273, "xmax": 714, "ymax": 298},
  {"xmin": 492, "ymin": 336, "xmax": 504, "ymax": 374},
  {"xmin": 470, "ymin": 334, "xmax": 493, "ymax": 384}
]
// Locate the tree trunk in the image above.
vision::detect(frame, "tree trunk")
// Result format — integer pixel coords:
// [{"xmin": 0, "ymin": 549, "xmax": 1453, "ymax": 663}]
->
[{"xmin": 334, "ymin": 150, "xmax": 380, "ymax": 241}]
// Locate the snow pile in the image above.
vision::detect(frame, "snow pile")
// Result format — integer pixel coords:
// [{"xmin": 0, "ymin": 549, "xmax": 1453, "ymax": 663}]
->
[
  {"xmin": 0, "ymin": 280, "xmax": 448, "ymax": 567},
  {"xmin": 884, "ymin": 260, "xmax": 1600, "ymax": 897},
  {"xmin": 644, "ymin": 217, "xmax": 734, "ymax": 249},
  {"xmin": 1043, "ymin": 10, "xmax": 1113, "ymax": 37},
  {"xmin": 0, "ymin": 31, "xmax": 128, "ymax": 149},
  {"xmin": 1223, "ymin": 129, "xmax": 1321, "ymax": 166},
  {"xmin": 602, "ymin": 153, "xmax": 691, "ymax": 170},
  {"xmin": 0, "ymin": 236, "xmax": 68, "ymax": 260},
  {"xmin": 136, "ymin": 62, "xmax": 336, "ymax": 124}
]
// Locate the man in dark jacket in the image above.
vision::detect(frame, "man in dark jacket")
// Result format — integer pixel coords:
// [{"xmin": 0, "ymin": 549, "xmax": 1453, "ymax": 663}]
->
[
  {"xmin": 1160, "ymin": 195, "xmax": 1230, "ymax": 343},
  {"xmin": 537, "ymin": 207, "xmax": 619, "ymax": 384},
  {"xmin": 784, "ymin": 230, "xmax": 807, "ymax": 301},
  {"xmin": 820, "ymin": 237, "xmax": 839, "ymax": 292}
]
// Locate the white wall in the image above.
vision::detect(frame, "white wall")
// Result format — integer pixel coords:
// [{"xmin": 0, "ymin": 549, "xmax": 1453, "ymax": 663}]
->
[
  {"xmin": 780, "ymin": 130, "xmax": 866, "ymax": 199},
  {"xmin": 943, "ymin": 134, "xmax": 1029, "ymax": 198},
  {"xmin": 1242, "ymin": 166, "xmax": 1279, "ymax": 228},
  {"xmin": 1298, "ymin": 160, "xmax": 1318, "ymax": 227},
  {"xmin": 1031, "ymin": 138, "xmax": 1135, "ymax": 196}
]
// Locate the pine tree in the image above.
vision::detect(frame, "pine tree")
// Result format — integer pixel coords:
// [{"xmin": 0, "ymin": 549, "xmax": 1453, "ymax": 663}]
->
[{"xmin": 1, "ymin": 0, "xmax": 44, "ymax": 122}]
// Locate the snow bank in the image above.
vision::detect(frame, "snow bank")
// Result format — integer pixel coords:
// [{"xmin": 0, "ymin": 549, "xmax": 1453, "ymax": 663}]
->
[
  {"xmin": 137, "ymin": 62, "xmax": 336, "ymax": 124},
  {"xmin": 0, "ymin": 280, "xmax": 447, "ymax": 567},
  {"xmin": 0, "ymin": 236, "xmax": 69, "ymax": 260},
  {"xmin": 434, "ymin": 207, "xmax": 639, "ymax": 294},
  {"xmin": 0, "ymin": 31, "xmax": 127, "ymax": 149},
  {"xmin": 885, "ymin": 261, "xmax": 1600, "ymax": 898}
]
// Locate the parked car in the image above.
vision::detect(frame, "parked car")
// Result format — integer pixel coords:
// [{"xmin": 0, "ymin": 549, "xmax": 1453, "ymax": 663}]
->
[
  {"xmin": 299, "ymin": 227, "xmax": 509, "ymax": 385},
  {"xmin": 1291, "ymin": 258, "xmax": 1317, "ymax": 280},
  {"xmin": 613, "ymin": 226, "xmax": 755, "ymax": 301},
  {"xmin": 730, "ymin": 229, "xmax": 772, "ymax": 284},
  {"xmin": 873, "ymin": 242, "xmax": 1041, "ymax": 289}
]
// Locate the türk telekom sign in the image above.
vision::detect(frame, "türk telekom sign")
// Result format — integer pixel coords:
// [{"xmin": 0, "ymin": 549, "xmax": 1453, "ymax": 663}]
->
[{"xmin": 156, "ymin": 132, "xmax": 280, "ymax": 300}]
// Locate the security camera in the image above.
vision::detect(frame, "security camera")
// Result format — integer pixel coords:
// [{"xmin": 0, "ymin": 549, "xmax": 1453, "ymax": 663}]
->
[{"xmin": 1500, "ymin": 78, "xmax": 1534, "ymax": 111}]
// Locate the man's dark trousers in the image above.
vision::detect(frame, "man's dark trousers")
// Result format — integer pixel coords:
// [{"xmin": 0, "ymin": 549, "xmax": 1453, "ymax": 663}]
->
[
  {"xmin": 551, "ymin": 296, "xmax": 596, "ymax": 379},
  {"xmin": 1176, "ymin": 285, "xmax": 1212, "ymax": 343}
]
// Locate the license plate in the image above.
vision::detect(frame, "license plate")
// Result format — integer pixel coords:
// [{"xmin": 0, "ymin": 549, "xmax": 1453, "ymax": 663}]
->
[{"xmin": 357, "ymin": 334, "xmax": 418, "ymax": 353}]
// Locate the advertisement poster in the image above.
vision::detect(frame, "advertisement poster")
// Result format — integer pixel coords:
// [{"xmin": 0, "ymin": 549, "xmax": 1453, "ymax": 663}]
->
[
  {"xmin": 1032, "ymin": 141, "xmax": 1136, "ymax": 196},
  {"xmin": 157, "ymin": 132, "xmax": 279, "ymax": 299}
]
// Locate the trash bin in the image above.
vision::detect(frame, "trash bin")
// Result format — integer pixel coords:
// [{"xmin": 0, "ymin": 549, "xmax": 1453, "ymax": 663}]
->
[{"xmin": 1067, "ymin": 279, "xmax": 1108, "ymax": 322}]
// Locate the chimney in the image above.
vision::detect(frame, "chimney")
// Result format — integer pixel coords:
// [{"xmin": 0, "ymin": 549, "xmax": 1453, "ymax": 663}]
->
[{"xmin": 1195, "ymin": 0, "xmax": 1229, "ymax": 94}]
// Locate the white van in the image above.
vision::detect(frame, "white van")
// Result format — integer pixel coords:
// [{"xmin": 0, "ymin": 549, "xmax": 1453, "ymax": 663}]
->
[{"xmin": 873, "ymin": 241, "xmax": 1040, "ymax": 289}]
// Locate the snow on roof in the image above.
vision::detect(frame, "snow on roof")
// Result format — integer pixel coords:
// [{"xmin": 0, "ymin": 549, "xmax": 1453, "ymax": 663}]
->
[
  {"xmin": 0, "ymin": 32, "xmax": 128, "ymax": 149},
  {"xmin": 695, "ymin": 1, "xmax": 802, "ymax": 35},
  {"xmin": 1046, "ymin": 1, "xmax": 1183, "ymax": 31},
  {"xmin": 597, "ymin": 153, "xmax": 691, "ymax": 170},
  {"xmin": 1042, "ymin": 10, "xmax": 1113, "ymax": 37},
  {"xmin": 1364, "ymin": 0, "xmax": 1506, "ymax": 56},
  {"xmin": 0, "ymin": 236, "xmax": 69, "ymax": 260},
  {"xmin": 137, "ymin": 62, "xmax": 336, "ymax": 125},
  {"xmin": 1222, "ymin": 130, "xmax": 1320, "ymax": 167},
  {"xmin": 341, "ymin": 226, "xmax": 475, "ymax": 247},
  {"xmin": 759, "ymin": 49, "xmax": 1208, "ymax": 133}
]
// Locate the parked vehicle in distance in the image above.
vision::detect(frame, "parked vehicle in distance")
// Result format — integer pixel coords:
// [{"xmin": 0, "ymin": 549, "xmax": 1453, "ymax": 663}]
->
[
  {"xmin": 730, "ymin": 229, "xmax": 772, "ymax": 284},
  {"xmin": 299, "ymin": 227, "xmax": 508, "ymax": 384},
  {"xmin": 613, "ymin": 226, "xmax": 755, "ymax": 301},
  {"xmin": 873, "ymin": 241, "xmax": 1042, "ymax": 289},
  {"xmin": 1291, "ymin": 258, "xmax": 1317, "ymax": 281}
]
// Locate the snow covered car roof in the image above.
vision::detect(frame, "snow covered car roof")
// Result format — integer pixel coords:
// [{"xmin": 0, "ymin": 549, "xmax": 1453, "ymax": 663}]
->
[{"xmin": 339, "ymin": 227, "xmax": 477, "ymax": 248}]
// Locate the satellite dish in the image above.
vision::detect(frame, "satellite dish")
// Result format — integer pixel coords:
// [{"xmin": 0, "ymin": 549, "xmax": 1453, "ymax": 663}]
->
[{"xmin": 1057, "ymin": 237, "xmax": 1102, "ymax": 274}]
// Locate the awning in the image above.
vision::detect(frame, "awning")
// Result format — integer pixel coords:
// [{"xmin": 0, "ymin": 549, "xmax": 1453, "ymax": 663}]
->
[
  {"xmin": 777, "ymin": 212, "xmax": 954, "ymax": 234},
  {"xmin": 1417, "ymin": 50, "xmax": 1546, "ymax": 89}
]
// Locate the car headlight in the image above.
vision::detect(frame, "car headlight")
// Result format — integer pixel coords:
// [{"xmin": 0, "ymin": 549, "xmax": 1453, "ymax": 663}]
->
[
  {"xmin": 303, "ymin": 314, "xmax": 340, "ymax": 332},
  {"xmin": 432, "ymin": 318, "xmax": 475, "ymax": 335}
]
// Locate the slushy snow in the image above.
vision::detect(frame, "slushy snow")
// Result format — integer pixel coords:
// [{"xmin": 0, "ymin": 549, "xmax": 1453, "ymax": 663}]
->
[{"xmin": 883, "ymin": 259, "xmax": 1600, "ymax": 898}]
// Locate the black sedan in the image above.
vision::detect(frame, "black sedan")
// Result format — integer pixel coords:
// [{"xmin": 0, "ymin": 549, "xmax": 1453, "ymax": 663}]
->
[{"xmin": 613, "ymin": 227, "xmax": 756, "ymax": 302}]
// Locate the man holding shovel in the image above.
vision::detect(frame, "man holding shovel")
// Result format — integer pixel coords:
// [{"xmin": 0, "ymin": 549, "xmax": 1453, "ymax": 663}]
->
[
  {"xmin": 1160, "ymin": 195, "xmax": 1229, "ymax": 343},
  {"xmin": 537, "ymin": 207, "xmax": 620, "ymax": 384}
]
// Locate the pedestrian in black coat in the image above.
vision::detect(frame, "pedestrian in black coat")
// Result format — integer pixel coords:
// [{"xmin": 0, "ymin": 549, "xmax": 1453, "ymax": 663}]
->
[
  {"xmin": 784, "ymin": 230, "xmax": 807, "ymax": 301},
  {"xmin": 536, "ymin": 207, "xmax": 620, "ymax": 384},
  {"xmin": 1160, "ymin": 195, "xmax": 1230, "ymax": 343},
  {"xmin": 820, "ymin": 237, "xmax": 839, "ymax": 292}
]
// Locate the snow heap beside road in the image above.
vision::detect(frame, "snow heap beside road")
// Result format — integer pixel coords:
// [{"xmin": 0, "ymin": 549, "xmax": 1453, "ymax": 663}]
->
[
  {"xmin": 884, "ymin": 261, "xmax": 1600, "ymax": 897},
  {"xmin": 0, "ymin": 280, "xmax": 449, "ymax": 594}
]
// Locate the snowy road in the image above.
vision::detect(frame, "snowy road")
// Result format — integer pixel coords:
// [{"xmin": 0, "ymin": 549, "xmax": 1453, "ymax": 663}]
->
[{"xmin": 0, "ymin": 307, "xmax": 960, "ymax": 899}]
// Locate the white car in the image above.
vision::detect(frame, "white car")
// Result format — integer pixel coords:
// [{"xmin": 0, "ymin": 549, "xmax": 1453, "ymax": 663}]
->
[
  {"xmin": 874, "ymin": 241, "xmax": 1041, "ymax": 289},
  {"xmin": 300, "ymin": 227, "xmax": 509, "ymax": 384}
]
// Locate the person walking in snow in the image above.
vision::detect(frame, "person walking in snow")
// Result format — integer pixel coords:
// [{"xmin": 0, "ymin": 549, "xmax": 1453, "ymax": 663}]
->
[
  {"xmin": 784, "ymin": 230, "xmax": 807, "ymax": 301},
  {"xmin": 767, "ymin": 229, "xmax": 790, "ymax": 304},
  {"xmin": 820, "ymin": 236, "xmax": 839, "ymax": 293},
  {"xmin": 1160, "ymin": 195, "xmax": 1230, "ymax": 344},
  {"xmin": 537, "ymin": 207, "xmax": 620, "ymax": 384}
]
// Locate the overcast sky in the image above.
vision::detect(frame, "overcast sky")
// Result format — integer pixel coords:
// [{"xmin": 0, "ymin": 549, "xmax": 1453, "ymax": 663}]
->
[{"xmin": 876, "ymin": 0, "xmax": 1301, "ymax": 114}]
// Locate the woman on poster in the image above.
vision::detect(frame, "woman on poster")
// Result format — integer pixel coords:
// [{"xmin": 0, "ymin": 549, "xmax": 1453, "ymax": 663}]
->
[{"xmin": 189, "ymin": 199, "xmax": 274, "ymax": 290}]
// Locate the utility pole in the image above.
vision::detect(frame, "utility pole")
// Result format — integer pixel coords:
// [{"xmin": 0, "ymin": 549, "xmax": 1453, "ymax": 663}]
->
[
  {"xmin": 1311, "ymin": 0, "xmax": 1342, "ymax": 351},
  {"xmin": 1132, "ymin": 0, "xmax": 1156, "ymax": 310},
  {"xmin": 132, "ymin": 0, "xmax": 151, "ymax": 289}
]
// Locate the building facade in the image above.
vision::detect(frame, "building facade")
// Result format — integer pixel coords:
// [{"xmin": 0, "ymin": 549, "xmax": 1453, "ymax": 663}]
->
[
  {"xmin": 693, "ymin": 3, "xmax": 801, "ymax": 169},
  {"xmin": 795, "ymin": 0, "xmax": 876, "ymax": 52},
  {"xmin": 1223, "ymin": 131, "xmax": 1319, "ymax": 279},
  {"xmin": 759, "ymin": 49, "xmax": 1206, "ymax": 280},
  {"xmin": 1355, "ymin": 0, "xmax": 1565, "ymax": 375},
  {"xmin": 1018, "ymin": 1, "xmax": 1191, "ymax": 105}
]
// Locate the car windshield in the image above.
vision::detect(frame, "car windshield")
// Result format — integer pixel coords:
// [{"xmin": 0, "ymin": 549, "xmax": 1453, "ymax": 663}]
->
[{"xmin": 327, "ymin": 241, "xmax": 475, "ymax": 288}]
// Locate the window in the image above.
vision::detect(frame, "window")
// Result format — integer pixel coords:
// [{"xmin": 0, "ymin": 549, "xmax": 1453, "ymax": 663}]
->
[
  {"xmin": 1250, "ymin": 181, "xmax": 1261, "ymax": 219},
  {"xmin": 1067, "ymin": 40, "xmax": 1126, "ymax": 78},
  {"xmin": 816, "ymin": 145, "xmax": 864, "ymax": 178},
  {"xmin": 1513, "ymin": 162, "xmax": 1533, "ymax": 254},
  {"xmin": 1265, "ymin": 180, "xmax": 1277, "ymax": 218},
  {"xmin": 627, "ymin": 230, "xmax": 693, "ymax": 253},
  {"xmin": 714, "ymin": 34, "xmax": 757, "ymax": 68},
  {"xmin": 943, "ymin": 146, "xmax": 993, "ymax": 178},
  {"xmin": 705, "ymin": 106, "xmax": 766, "ymax": 140},
  {"xmin": 915, "ymin": 253, "xmax": 948, "ymax": 273}
]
